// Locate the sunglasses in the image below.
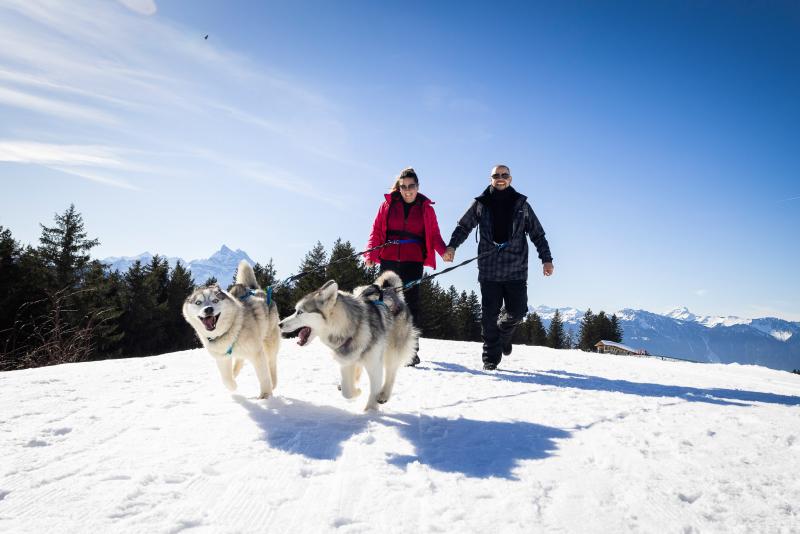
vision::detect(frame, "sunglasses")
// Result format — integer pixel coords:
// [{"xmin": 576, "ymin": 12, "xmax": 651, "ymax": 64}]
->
[
  {"xmin": 399, "ymin": 183, "xmax": 418, "ymax": 191},
  {"xmin": 491, "ymin": 173, "xmax": 511, "ymax": 180}
]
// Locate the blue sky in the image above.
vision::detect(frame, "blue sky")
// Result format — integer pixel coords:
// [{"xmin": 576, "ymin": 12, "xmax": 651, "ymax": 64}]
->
[{"xmin": 1, "ymin": 0, "xmax": 798, "ymax": 320}]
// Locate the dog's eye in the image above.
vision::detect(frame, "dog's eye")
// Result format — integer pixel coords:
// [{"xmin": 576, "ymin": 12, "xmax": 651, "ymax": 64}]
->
[
  {"xmin": 195, "ymin": 300, "xmax": 202, "ymax": 305},
  {"xmin": 212, "ymin": 299, "xmax": 219, "ymax": 304},
  {"xmin": 296, "ymin": 309, "xmax": 303, "ymax": 316}
]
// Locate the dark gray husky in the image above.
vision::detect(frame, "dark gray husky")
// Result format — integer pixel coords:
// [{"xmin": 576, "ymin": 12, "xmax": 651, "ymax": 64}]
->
[{"xmin": 279, "ymin": 271, "xmax": 418, "ymax": 410}]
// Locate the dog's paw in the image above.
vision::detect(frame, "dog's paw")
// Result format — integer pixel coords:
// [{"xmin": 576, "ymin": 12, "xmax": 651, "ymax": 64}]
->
[
  {"xmin": 224, "ymin": 379, "xmax": 237, "ymax": 391},
  {"xmin": 341, "ymin": 387, "xmax": 361, "ymax": 399},
  {"xmin": 258, "ymin": 391, "xmax": 272, "ymax": 400},
  {"xmin": 364, "ymin": 402, "xmax": 379, "ymax": 412},
  {"xmin": 376, "ymin": 391, "xmax": 389, "ymax": 404}
]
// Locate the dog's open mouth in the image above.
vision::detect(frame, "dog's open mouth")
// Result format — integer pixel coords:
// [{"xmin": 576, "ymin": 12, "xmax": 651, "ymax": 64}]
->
[
  {"xmin": 284, "ymin": 327, "xmax": 312, "ymax": 346},
  {"xmin": 297, "ymin": 327, "xmax": 311, "ymax": 346},
  {"xmin": 199, "ymin": 314, "xmax": 220, "ymax": 331}
]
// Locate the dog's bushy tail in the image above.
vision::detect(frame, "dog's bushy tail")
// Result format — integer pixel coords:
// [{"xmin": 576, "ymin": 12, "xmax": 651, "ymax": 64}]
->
[
  {"xmin": 374, "ymin": 270, "xmax": 407, "ymax": 303},
  {"xmin": 235, "ymin": 260, "xmax": 259, "ymax": 290},
  {"xmin": 375, "ymin": 270, "xmax": 403, "ymax": 290}
]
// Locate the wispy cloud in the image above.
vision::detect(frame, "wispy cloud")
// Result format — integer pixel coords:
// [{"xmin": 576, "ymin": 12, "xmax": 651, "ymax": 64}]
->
[
  {"xmin": 0, "ymin": 141, "xmax": 123, "ymax": 167},
  {"xmin": 0, "ymin": 0, "xmax": 362, "ymax": 197},
  {"xmin": 117, "ymin": 0, "xmax": 157, "ymax": 16},
  {"xmin": 0, "ymin": 85, "xmax": 117, "ymax": 124},
  {"xmin": 695, "ymin": 289, "xmax": 708, "ymax": 297},
  {"xmin": 0, "ymin": 140, "xmax": 141, "ymax": 190},
  {"xmin": 49, "ymin": 166, "xmax": 140, "ymax": 191},
  {"xmin": 778, "ymin": 195, "xmax": 800, "ymax": 203}
]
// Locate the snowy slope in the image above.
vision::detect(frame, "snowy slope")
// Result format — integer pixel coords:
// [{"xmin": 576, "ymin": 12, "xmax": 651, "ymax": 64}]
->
[{"xmin": 2, "ymin": 340, "xmax": 799, "ymax": 533}]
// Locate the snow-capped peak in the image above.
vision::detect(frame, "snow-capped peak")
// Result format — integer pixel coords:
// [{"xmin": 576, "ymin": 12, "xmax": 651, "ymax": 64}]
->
[{"xmin": 665, "ymin": 307, "xmax": 698, "ymax": 322}]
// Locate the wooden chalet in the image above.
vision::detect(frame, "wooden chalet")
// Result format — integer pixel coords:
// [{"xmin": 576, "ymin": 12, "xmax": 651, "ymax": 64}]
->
[{"xmin": 594, "ymin": 340, "xmax": 648, "ymax": 356}]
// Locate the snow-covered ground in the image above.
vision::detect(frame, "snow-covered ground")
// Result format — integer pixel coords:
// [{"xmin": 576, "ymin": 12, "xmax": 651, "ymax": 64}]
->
[{"xmin": 2, "ymin": 340, "xmax": 799, "ymax": 533}]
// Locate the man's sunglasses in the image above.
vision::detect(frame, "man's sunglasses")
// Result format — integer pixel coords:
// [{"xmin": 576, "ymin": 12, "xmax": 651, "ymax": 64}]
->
[{"xmin": 491, "ymin": 173, "xmax": 511, "ymax": 180}]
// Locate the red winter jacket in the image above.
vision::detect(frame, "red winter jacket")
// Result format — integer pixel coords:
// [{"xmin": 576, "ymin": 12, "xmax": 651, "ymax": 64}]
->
[{"xmin": 366, "ymin": 192, "xmax": 448, "ymax": 269}]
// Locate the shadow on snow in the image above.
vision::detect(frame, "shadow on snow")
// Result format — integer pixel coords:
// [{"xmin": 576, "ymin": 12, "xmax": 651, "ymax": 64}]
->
[
  {"xmin": 380, "ymin": 413, "xmax": 569, "ymax": 480},
  {"xmin": 236, "ymin": 395, "xmax": 570, "ymax": 480},
  {"xmin": 430, "ymin": 361, "xmax": 800, "ymax": 407}
]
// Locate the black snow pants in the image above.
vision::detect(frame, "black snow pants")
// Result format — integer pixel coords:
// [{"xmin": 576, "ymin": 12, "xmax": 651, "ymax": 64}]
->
[{"xmin": 479, "ymin": 280, "xmax": 528, "ymax": 366}]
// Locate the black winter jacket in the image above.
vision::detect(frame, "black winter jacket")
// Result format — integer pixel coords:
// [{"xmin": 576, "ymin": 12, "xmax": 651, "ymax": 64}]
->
[{"xmin": 448, "ymin": 186, "xmax": 552, "ymax": 282}]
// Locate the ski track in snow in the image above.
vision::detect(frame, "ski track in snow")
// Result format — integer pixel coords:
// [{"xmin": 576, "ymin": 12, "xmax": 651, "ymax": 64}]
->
[{"xmin": 1, "ymin": 340, "xmax": 799, "ymax": 533}]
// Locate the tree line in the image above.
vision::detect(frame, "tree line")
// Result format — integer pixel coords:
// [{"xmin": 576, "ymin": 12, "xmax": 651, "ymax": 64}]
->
[{"xmin": 1, "ymin": 205, "xmax": 623, "ymax": 370}]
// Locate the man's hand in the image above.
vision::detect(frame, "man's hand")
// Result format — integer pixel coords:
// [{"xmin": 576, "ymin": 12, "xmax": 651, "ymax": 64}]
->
[
  {"xmin": 443, "ymin": 247, "xmax": 455, "ymax": 262},
  {"xmin": 365, "ymin": 260, "xmax": 375, "ymax": 268},
  {"xmin": 543, "ymin": 262, "xmax": 554, "ymax": 276}
]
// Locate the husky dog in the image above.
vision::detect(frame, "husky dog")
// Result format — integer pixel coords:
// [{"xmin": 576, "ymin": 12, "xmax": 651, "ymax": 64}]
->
[
  {"xmin": 182, "ymin": 260, "xmax": 279, "ymax": 399},
  {"xmin": 279, "ymin": 271, "xmax": 418, "ymax": 411}
]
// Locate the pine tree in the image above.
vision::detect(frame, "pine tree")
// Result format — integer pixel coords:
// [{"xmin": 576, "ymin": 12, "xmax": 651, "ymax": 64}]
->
[
  {"xmin": 76, "ymin": 261, "xmax": 125, "ymax": 359},
  {"xmin": 326, "ymin": 239, "xmax": 362, "ymax": 292},
  {"xmin": 529, "ymin": 312, "xmax": 548, "ymax": 346},
  {"xmin": 453, "ymin": 290, "xmax": 482, "ymax": 342},
  {"xmin": 253, "ymin": 259, "xmax": 278, "ymax": 287},
  {"xmin": 253, "ymin": 258, "xmax": 295, "ymax": 317},
  {"xmin": 512, "ymin": 312, "xmax": 530, "ymax": 344},
  {"xmin": 0, "ymin": 226, "xmax": 23, "ymax": 345},
  {"xmin": 165, "ymin": 261, "xmax": 197, "ymax": 352},
  {"xmin": 119, "ymin": 261, "xmax": 160, "ymax": 357},
  {"xmin": 465, "ymin": 291, "xmax": 482, "ymax": 341},
  {"xmin": 361, "ymin": 261, "xmax": 379, "ymax": 286},
  {"xmin": 418, "ymin": 276, "xmax": 445, "ymax": 338},
  {"xmin": 441, "ymin": 285, "xmax": 461, "ymax": 340},
  {"xmin": 546, "ymin": 309, "xmax": 566, "ymax": 349},
  {"xmin": 595, "ymin": 311, "xmax": 610, "ymax": 343},
  {"xmin": 37, "ymin": 204, "xmax": 99, "ymax": 290},
  {"xmin": 611, "ymin": 314, "xmax": 624, "ymax": 343},
  {"xmin": 293, "ymin": 241, "xmax": 328, "ymax": 299},
  {"xmin": 578, "ymin": 308, "xmax": 596, "ymax": 351}
]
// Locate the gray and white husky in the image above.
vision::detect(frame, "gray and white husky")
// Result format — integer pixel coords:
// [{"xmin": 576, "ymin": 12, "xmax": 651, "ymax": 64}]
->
[
  {"xmin": 279, "ymin": 271, "xmax": 418, "ymax": 411},
  {"xmin": 182, "ymin": 260, "xmax": 279, "ymax": 399}
]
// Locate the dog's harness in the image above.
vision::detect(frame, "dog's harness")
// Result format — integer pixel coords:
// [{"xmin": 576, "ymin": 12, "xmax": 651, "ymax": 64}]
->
[
  {"xmin": 337, "ymin": 337, "xmax": 354, "ymax": 354},
  {"xmin": 207, "ymin": 332, "xmax": 239, "ymax": 357}
]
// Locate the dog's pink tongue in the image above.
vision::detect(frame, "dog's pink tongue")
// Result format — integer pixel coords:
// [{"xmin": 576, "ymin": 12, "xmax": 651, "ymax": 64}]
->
[
  {"xmin": 201, "ymin": 316, "xmax": 216, "ymax": 330},
  {"xmin": 298, "ymin": 327, "xmax": 311, "ymax": 346}
]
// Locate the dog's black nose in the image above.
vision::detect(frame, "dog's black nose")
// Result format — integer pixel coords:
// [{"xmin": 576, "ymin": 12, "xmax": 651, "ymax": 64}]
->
[{"xmin": 203, "ymin": 306, "xmax": 214, "ymax": 315}]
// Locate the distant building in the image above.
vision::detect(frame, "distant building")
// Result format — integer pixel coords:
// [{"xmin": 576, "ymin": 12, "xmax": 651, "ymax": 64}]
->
[{"xmin": 594, "ymin": 340, "xmax": 648, "ymax": 356}]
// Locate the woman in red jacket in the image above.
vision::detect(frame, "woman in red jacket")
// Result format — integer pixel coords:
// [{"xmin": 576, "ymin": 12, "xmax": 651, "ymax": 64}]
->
[{"xmin": 365, "ymin": 167, "xmax": 449, "ymax": 366}]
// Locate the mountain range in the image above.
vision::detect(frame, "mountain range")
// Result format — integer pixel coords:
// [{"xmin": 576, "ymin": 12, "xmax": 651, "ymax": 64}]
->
[
  {"xmin": 102, "ymin": 246, "xmax": 799, "ymax": 372},
  {"xmin": 102, "ymin": 245, "xmax": 254, "ymax": 286},
  {"xmin": 533, "ymin": 306, "xmax": 800, "ymax": 372}
]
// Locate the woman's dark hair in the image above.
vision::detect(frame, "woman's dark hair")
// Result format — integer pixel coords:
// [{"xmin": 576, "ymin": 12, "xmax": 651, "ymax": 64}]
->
[{"xmin": 390, "ymin": 167, "xmax": 419, "ymax": 193}]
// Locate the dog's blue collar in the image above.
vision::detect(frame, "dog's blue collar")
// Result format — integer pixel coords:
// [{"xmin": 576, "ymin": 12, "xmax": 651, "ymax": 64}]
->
[{"xmin": 207, "ymin": 332, "xmax": 239, "ymax": 357}]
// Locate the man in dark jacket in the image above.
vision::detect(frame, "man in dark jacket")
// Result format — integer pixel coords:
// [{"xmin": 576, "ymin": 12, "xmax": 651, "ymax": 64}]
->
[{"xmin": 443, "ymin": 164, "xmax": 554, "ymax": 370}]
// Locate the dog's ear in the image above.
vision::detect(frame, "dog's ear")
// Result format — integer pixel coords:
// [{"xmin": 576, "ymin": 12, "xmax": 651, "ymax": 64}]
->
[{"xmin": 317, "ymin": 280, "xmax": 338, "ymax": 306}]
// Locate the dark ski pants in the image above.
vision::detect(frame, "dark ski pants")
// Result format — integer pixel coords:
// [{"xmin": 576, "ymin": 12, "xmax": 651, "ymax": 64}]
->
[
  {"xmin": 379, "ymin": 260, "xmax": 423, "ymax": 352},
  {"xmin": 480, "ymin": 280, "xmax": 528, "ymax": 365}
]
